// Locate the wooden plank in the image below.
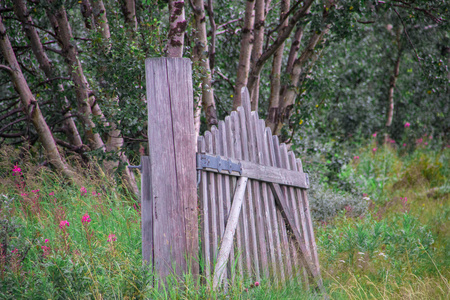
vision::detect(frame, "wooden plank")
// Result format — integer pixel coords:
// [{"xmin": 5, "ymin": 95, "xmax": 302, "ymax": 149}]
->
[
  {"xmin": 141, "ymin": 156, "xmax": 153, "ymax": 267},
  {"xmin": 145, "ymin": 58, "xmax": 187, "ymax": 278},
  {"xmin": 259, "ymin": 122, "xmax": 285, "ymax": 282},
  {"xmin": 271, "ymin": 135, "xmax": 293, "ymax": 279},
  {"xmin": 198, "ymin": 137, "xmax": 211, "ymax": 278},
  {"xmin": 237, "ymin": 105, "xmax": 260, "ymax": 279},
  {"xmin": 279, "ymin": 144, "xmax": 304, "ymax": 284},
  {"xmin": 213, "ymin": 125, "xmax": 227, "ymax": 285},
  {"xmin": 165, "ymin": 58, "xmax": 199, "ymax": 276},
  {"xmin": 248, "ymin": 112, "xmax": 269, "ymax": 278},
  {"xmin": 269, "ymin": 182, "xmax": 326, "ymax": 295},
  {"xmin": 231, "ymin": 111, "xmax": 251, "ymax": 276},
  {"xmin": 195, "ymin": 156, "xmax": 309, "ymax": 189},
  {"xmin": 212, "ymin": 177, "xmax": 248, "ymax": 289},
  {"xmin": 254, "ymin": 115, "xmax": 276, "ymax": 279},
  {"xmin": 205, "ymin": 131, "xmax": 218, "ymax": 267},
  {"xmin": 221, "ymin": 119, "xmax": 236, "ymax": 281},
  {"xmin": 296, "ymin": 158, "xmax": 321, "ymax": 275}
]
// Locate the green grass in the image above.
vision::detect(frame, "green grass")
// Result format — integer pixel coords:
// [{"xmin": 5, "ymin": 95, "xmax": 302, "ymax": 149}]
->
[{"xmin": 0, "ymin": 143, "xmax": 448, "ymax": 299}]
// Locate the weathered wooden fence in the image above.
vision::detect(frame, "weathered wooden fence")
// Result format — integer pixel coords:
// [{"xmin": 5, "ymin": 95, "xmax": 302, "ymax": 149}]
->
[{"xmin": 141, "ymin": 57, "xmax": 324, "ymax": 293}]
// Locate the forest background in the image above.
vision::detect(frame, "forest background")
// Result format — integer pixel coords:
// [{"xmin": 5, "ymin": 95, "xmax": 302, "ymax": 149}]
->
[{"xmin": 0, "ymin": 0, "xmax": 449, "ymax": 298}]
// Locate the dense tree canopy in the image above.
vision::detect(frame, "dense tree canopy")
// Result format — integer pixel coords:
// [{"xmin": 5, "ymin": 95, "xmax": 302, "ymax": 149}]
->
[{"xmin": 0, "ymin": 0, "xmax": 448, "ymax": 188}]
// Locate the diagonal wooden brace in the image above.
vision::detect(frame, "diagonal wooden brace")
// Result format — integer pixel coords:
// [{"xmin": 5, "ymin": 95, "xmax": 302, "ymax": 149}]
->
[
  {"xmin": 269, "ymin": 182, "xmax": 327, "ymax": 296},
  {"xmin": 212, "ymin": 176, "xmax": 248, "ymax": 289}
]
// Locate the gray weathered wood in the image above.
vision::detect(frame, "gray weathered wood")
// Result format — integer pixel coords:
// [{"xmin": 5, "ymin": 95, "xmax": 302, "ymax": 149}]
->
[
  {"xmin": 248, "ymin": 111, "xmax": 269, "ymax": 278},
  {"xmin": 254, "ymin": 114, "xmax": 276, "ymax": 279},
  {"xmin": 271, "ymin": 135, "xmax": 293, "ymax": 279},
  {"xmin": 231, "ymin": 111, "xmax": 251, "ymax": 276},
  {"xmin": 145, "ymin": 58, "xmax": 198, "ymax": 279},
  {"xmin": 212, "ymin": 176, "xmax": 248, "ymax": 289},
  {"xmin": 237, "ymin": 103, "xmax": 260, "ymax": 279},
  {"xmin": 141, "ymin": 156, "xmax": 153, "ymax": 266},
  {"xmin": 197, "ymin": 156, "xmax": 309, "ymax": 188},
  {"xmin": 198, "ymin": 137, "xmax": 211, "ymax": 278},
  {"xmin": 263, "ymin": 126, "xmax": 285, "ymax": 282},
  {"xmin": 205, "ymin": 131, "xmax": 219, "ymax": 266},
  {"xmin": 269, "ymin": 182, "xmax": 326, "ymax": 295}
]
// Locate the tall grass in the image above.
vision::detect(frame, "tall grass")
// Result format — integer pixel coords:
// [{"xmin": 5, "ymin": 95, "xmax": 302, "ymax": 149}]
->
[{"xmin": 0, "ymin": 143, "xmax": 448, "ymax": 299}]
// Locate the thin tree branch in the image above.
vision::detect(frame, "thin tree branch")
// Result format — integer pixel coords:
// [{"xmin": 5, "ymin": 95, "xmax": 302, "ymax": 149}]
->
[
  {"xmin": 0, "ymin": 116, "xmax": 28, "ymax": 133},
  {"xmin": 0, "ymin": 64, "xmax": 13, "ymax": 74},
  {"xmin": 217, "ymin": 18, "xmax": 242, "ymax": 29},
  {"xmin": 393, "ymin": 8, "xmax": 421, "ymax": 62}
]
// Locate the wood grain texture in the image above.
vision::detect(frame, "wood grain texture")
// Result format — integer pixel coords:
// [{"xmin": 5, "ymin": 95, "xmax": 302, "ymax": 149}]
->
[
  {"xmin": 212, "ymin": 176, "xmax": 248, "ymax": 289},
  {"xmin": 263, "ymin": 126, "xmax": 285, "ymax": 282},
  {"xmin": 231, "ymin": 111, "xmax": 252, "ymax": 276},
  {"xmin": 141, "ymin": 156, "xmax": 153, "ymax": 267},
  {"xmin": 146, "ymin": 58, "xmax": 187, "ymax": 279},
  {"xmin": 165, "ymin": 58, "xmax": 199, "ymax": 276},
  {"xmin": 198, "ymin": 137, "xmax": 211, "ymax": 278},
  {"xmin": 237, "ymin": 105, "xmax": 260, "ymax": 279},
  {"xmin": 205, "ymin": 131, "xmax": 219, "ymax": 266}
]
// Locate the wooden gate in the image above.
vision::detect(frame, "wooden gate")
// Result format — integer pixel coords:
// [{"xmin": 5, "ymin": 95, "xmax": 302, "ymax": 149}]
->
[
  {"xmin": 142, "ymin": 58, "xmax": 324, "ymax": 293},
  {"xmin": 197, "ymin": 88, "xmax": 323, "ymax": 291}
]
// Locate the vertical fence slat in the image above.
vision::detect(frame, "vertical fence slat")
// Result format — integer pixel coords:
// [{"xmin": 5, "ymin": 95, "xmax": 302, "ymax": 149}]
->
[
  {"xmin": 198, "ymin": 137, "xmax": 211, "ymax": 278},
  {"xmin": 248, "ymin": 111, "xmax": 269, "ymax": 278},
  {"xmin": 288, "ymin": 151, "xmax": 310, "ymax": 288},
  {"xmin": 141, "ymin": 156, "xmax": 153, "ymax": 267},
  {"xmin": 297, "ymin": 158, "xmax": 321, "ymax": 274},
  {"xmin": 231, "ymin": 111, "xmax": 251, "ymax": 276},
  {"xmin": 271, "ymin": 135, "xmax": 293, "ymax": 279},
  {"xmin": 280, "ymin": 144, "xmax": 305, "ymax": 284},
  {"xmin": 213, "ymin": 125, "xmax": 227, "ymax": 285},
  {"xmin": 262, "ymin": 125, "xmax": 285, "ymax": 283},
  {"xmin": 237, "ymin": 104, "xmax": 260, "ymax": 279},
  {"xmin": 254, "ymin": 115, "xmax": 277, "ymax": 279},
  {"xmin": 221, "ymin": 119, "xmax": 236, "ymax": 281},
  {"xmin": 205, "ymin": 131, "xmax": 218, "ymax": 269}
]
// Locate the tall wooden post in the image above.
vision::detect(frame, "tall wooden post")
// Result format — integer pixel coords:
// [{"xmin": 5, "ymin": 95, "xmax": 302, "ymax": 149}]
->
[{"xmin": 143, "ymin": 58, "xmax": 199, "ymax": 279}]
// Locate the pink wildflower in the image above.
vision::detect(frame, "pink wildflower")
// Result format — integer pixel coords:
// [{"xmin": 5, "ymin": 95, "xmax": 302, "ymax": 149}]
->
[
  {"xmin": 59, "ymin": 220, "xmax": 70, "ymax": 229},
  {"xmin": 402, "ymin": 197, "xmax": 408, "ymax": 205},
  {"xmin": 12, "ymin": 164, "xmax": 21, "ymax": 175},
  {"xmin": 11, "ymin": 248, "xmax": 18, "ymax": 254},
  {"xmin": 429, "ymin": 135, "xmax": 433, "ymax": 140},
  {"xmin": 80, "ymin": 186, "xmax": 87, "ymax": 196},
  {"xmin": 372, "ymin": 147, "xmax": 377, "ymax": 153},
  {"xmin": 390, "ymin": 139, "xmax": 395, "ymax": 144},
  {"xmin": 32, "ymin": 189, "xmax": 40, "ymax": 193},
  {"xmin": 92, "ymin": 191, "xmax": 97, "ymax": 196},
  {"xmin": 45, "ymin": 239, "xmax": 49, "ymax": 243},
  {"xmin": 363, "ymin": 193, "xmax": 368, "ymax": 197},
  {"xmin": 107, "ymin": 234, "xmax": 117, "ymax": 242},
  {"xmin": 344, "ymin": 205, "xmax": 353, "ymax": 213},
  {"xmin": 425, "ymin": 142, "xmax": 428, "ymax": 145},
  {"xmin": 404, "ymin": 122, "xmax": 410, "ymax": 128},
  {"xmin": 21, "ymin": 193, "xmax": 28, "ymax": 196},
  {"xmin": 255, "ymin": 282, "xmax": 260, "ymax": 287},
  {"xmin": 403, "ymin": 143, "xmax": 406, "ymax": 147},
  {"xmin": 81, "ymin": 213, "xmax": 91, "ymax": 224},
  {"xmin": 49, "ymin": 192, "xmax": 55, "ymax": 196},
  {"xmin": 417, "ymin": 138, "xmax": 423, "ymax": 144},
  {"xmin": 354, "ymin": 156, "xmax": 360, "ymax": 160},
  {"xmin": 41, "ymin": 245, "xmax": 50, "ymax": 257},
  {"xmin": 372, "ymin": 133, "xmax": 377, "ymax": 138}
]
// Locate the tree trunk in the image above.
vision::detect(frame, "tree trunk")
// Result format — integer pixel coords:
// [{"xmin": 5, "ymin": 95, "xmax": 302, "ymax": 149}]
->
[
  {"xmin": 232, "ymin": 0, "xmax": 255, "ymax": 110},
  {"xmin": 244, "ymin": 0, "xmax": 314, "ymax": 111},
  {"xmin": 45, "ymin": 4, "xmax": 105, "ymax": 152},
  {"xmin": 266, "ymin": 0, "xmax": 290, "ymax": 132},
  {"xmin": 14, "ymin": 0, "xmax": 83, "ymax": 147},
  {"xmin": 119, "ymin": 0, "xmax": 138, "ymax": 31},
  {"xmin": 275, "ymin": 26, "xmax": 330, "ymax": 135},
  {"xmin": 0, "ymin": 16, "xmax": 75, "ymax": 179},
  {"xmin": 80, "ymin": 0, "xmax": 94, "ymax": 29},
  {"xmin": 91, "ymin": 0, "xmax": 111, "ymax": 41},
  {"xmin": 249, "ymin": 0, "xmax": 266, "ymax": 111},
  {"xmin": 192, "ymin": 0, "xmax": 218, "ymax": 127},
  {"xmin": 167, "ymin": 0, "xmax": 187, "ymax": 57},
  {"xmin": 385, "ymin": 27, "xmax": 403, "ymax": 129}
]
